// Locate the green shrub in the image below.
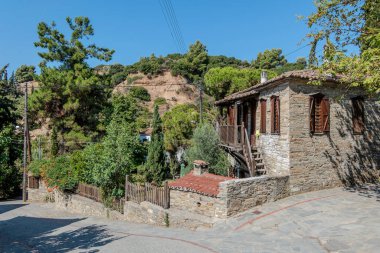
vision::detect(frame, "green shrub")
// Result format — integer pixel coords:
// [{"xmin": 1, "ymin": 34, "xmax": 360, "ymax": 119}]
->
[
  {"xmin": 154, "ymin": 97, "xmax": 167, "ymax": 106},
  {"xmin": 28, "ymin": 159, "xmax": 51, "ymax": 177},
  {"xmin": 129, "ymin": 86, "xmax": 151, "ymax": 101},
  {"xmin": 185, "ymin": 123, "xmax": 230, "ymax": 176},
  {"xmin": 44, "ymin": 156, "xmax": 78, "ymax": 191}
]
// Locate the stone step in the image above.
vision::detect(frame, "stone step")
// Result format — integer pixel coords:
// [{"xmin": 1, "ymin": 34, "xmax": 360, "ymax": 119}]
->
[
  {"xmin": 253, "ymin": 152, "xmax": 260, "ymax": 156},
  {"xmin": 256, "ymin": 163, "xmax": 264, "ymax": 167},
  {"xmin": 254, "ymin": 158, "xmax": 262, "ymax": 162}
]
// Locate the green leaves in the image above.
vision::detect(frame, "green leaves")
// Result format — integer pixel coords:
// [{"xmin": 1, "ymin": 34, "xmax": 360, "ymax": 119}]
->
[
  {"xmin": 185, "ymin": 123, "xmax": 229, "ymax": 176},
  {"xmin": 204, "ymin": 67, "xmax": 277, "ymax": 100},
  {"xmin": 252, "ymin": 49, "xmax": 287, "ymax": 69},
  {"xmin": 145, "ymin": 105, "xmax": 167, "ymax": 184},
  {"xmin": 34, "ymin": 16, "xmax": 114, "ymax": 69},
  {"xmin": 306, "ymin": 0, "xmax": 380, "ymax": 94},
  {"xmin": 162, "ymin": 103, "xmax": 199, "ymax": 152}
]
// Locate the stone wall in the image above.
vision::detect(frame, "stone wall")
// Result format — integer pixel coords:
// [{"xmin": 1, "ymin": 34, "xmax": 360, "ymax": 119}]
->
[
  {"xmin": 27, "ymin": 180, "xmax": 53, "ymax": 202},
  {"xmin": 218, "ymin": 175, "xmax": 290, "ymax": 217},
  {"xmin": 288, "ymin": 81, "xmax": 380, "ymax": 193},
  {"xmin": 255, "ymin": 83, "xmax": 290, "ymax": 175},
  {"xmin": 170, "ymin": 190, "xmax": 226, "ymax": 218}
]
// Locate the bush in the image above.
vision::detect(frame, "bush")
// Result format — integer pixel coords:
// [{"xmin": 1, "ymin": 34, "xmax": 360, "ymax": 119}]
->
[
  {"xmin": 28, "ymin": 159, "xmax": 51, "ymax": 177},
  {"xmin": 43, "ymin": 156, "xmax": 78, "ymax": 191},
  {"xmin": 129, "ymin": 86, "xmax": 151, "ymax": 101},
  {"xmin": 154, "ymin": 97, "xmax": 167, "ymax": 106},
  {"xmin": 185, "ymin": 123, "xmax": 230, "ymax": 176}
]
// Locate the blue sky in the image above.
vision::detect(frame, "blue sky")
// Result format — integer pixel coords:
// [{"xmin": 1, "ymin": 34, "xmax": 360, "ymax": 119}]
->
[{"xmin": 0, "ymin": 0, "xmax": 318, "ymax": 72}]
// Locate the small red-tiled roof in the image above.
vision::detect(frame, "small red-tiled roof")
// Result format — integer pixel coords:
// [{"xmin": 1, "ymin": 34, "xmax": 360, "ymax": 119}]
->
[{"xmin": 169, "ymin": 171, "xmax": 234, "ymax": 197}]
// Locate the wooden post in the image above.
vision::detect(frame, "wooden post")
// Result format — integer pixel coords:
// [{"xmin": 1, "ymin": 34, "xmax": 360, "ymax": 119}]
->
[
  {"xmin": 234, "ymin": 102, "xmax": 238, "ymax": 146},
  {"xmin": 247, "ymin": 102, "xmax": 252, "ymax": 141},
  {"xmin": 164, "ymin": 181, "xmax": 170, "ymax": 209},
  {"xmin": 125, "ymin": 175, "xmax": 129, "ymax": 201}
]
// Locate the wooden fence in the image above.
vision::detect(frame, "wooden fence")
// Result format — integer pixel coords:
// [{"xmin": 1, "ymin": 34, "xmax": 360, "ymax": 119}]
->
[
  {"xmin": 28, "ymin": 176, "xmax": 39, "ymax": 189},
  {"xmin": 78, "ymin": 183, "xmax": 102, "ymax": 202},
  {"xmin": 125, "ymin": 175, "xmax": 170, "ymax": 209}
]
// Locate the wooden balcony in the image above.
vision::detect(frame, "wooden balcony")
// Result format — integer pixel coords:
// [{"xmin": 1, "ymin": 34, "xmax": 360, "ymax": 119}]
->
[{"xmin": 219, "ymin": 125, "xmax": 243, "ymax": 148}]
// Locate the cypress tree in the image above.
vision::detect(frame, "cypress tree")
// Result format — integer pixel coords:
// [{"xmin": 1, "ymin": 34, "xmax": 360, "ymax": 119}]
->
[
  {"xmin": 145, "ymin": 105, "xmax": 166, "ymax": 184},
  {"xmin": 50, "ymin": 126, "xmax": 59, "ymax": 157}
]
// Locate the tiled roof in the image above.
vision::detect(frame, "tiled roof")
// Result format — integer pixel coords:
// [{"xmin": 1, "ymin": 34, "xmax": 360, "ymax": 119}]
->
[
  {"xmin": 215, "ymin": 70, "xmax": 344, "ymax": 105},
  {"xmin": 169, "ymin": 171, "xmax": 234, "ymax": 197}
]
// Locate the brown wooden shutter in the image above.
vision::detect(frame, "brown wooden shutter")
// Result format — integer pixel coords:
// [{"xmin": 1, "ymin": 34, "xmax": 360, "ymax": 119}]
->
[
  {"xmin": 352, "ymin": 98, "xmax": 364, "ymax": 134},
  {"xmin": 322, "ymin": 98, "xmax": 330, "ymax": 132},
  {"xmin": 309, "ymin": 96, "xmax": 315, "ymax": 133},
  {"xmin": 260, "ymin": 99, "xmax": 266, "ymax": 133},
  {"xmin": 275, "ymin": 97, "xmax": 280, "ymax": 133},
  {"xmin": 270, "ymin": 97, "xmax": 275, "ymax": 133}
]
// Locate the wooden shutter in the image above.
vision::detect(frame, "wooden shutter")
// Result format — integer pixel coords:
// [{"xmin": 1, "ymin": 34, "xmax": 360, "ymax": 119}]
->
[
  {"xmin": 270, "ymin": 97, "xmax": 275, "ymax": 133},
  {"xmin": 309, "ymin": 96, "xmax": 315, "ymax": 133},
  {"xmin": 275, "ymin": 97, "xmax": 280, "ymax": 133},
  {"xmin": 321, "ymin": 98, "xmax": 330, "ymax": 132},
  {"xmin": 352, "ymin": 97, "xmax": 364, "ymax": 134},
  {"xmin": 260, "ymin": 99, "xmax": 266, "ymax": 133}
]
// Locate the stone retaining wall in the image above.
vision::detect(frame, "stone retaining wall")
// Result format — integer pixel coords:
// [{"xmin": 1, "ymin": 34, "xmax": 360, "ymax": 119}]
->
[
  {"xmin": 170, "ymin": 190, "xmax": 226, "ymax": 218},
  {"xmin": 218, "ymin": 175, "xmax": 290, "ymax": 217}
]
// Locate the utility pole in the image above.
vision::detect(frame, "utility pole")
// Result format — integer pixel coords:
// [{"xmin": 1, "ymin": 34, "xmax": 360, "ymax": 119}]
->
[{"xmin": 22, "ymin": 82, "xmax": 28, "ymax": 202}]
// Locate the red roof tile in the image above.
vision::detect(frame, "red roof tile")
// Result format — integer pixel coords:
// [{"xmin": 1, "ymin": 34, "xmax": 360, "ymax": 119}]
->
[{"xmin": 169, "ymin": 171, "xmax": 234, "ymax": 197}]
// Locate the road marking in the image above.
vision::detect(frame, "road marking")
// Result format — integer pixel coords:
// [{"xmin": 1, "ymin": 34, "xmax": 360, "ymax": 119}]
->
[{"xmin": 234, "ymin": 194, "xmax": 335, "ymax": 231}]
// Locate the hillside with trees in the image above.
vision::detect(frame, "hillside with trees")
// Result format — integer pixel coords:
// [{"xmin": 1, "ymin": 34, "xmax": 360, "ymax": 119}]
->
[{"xmin": 1, "ymin": 15, "xmax": 308, "ymax": 201}]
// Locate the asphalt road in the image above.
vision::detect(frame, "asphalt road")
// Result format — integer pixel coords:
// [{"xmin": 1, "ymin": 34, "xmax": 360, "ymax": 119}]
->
[{"xmin": 1, "ymin": 185, "xmax": 379, "ymax": 253}]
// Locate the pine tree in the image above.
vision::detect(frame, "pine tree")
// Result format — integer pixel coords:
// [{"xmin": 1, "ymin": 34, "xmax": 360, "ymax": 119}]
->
[{"xmin": 145, "ymin": 105, "xmax": 166, "ymax": 184}]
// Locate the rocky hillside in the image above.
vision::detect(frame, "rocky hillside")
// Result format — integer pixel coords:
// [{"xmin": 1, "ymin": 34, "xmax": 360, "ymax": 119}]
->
[{"xmin": 113, "ymin": 71, "xmax": 200, "ymax": 113}]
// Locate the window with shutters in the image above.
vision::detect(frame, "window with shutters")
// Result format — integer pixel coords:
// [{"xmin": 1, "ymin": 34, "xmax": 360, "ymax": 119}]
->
[
  {"xmin": 271, "ymin": 96, "xmax": 280, "ymax": 134},
  {"xmin": 352, "ymin": 97, "xmax": 364, "ymax": 134},
  {"xmin": 309, "ymin": 94, "xmax": 330, "ymax": 133},
  {"xmin": 260, "ymin": 99, "xmax": 266, "ymax": 133}
]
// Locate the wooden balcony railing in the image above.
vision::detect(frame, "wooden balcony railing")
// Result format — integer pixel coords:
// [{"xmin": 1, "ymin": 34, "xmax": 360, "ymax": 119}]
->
[{"xmin": 219, "ymin": 125, "xmax": 243, "ymax": 147}]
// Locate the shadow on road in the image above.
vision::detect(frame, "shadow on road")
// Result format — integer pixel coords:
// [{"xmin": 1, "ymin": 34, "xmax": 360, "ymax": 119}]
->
[
  {"xmin": 0, "ymin": 216, "xmax": 122, "ymax": 252},
  {"xmin": 0, "ymin": 204, "xmax": 28, "ymax": 215},
  {"xmin": 344, "ymin": 184, "xmax": 380, "ymax": 201}
]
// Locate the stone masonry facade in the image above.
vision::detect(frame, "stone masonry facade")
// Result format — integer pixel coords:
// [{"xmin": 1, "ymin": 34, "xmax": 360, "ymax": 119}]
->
[
  {"xmin": 288, "ymin": 81, "xmax": 380, "ymax": 193},
  {"xmin": 253, "ymin": 79, "xmax": 380, "ymax": 194},
  {"xmin": 256, "ymin": 82, "xmax": 290, "ymax": 176}
]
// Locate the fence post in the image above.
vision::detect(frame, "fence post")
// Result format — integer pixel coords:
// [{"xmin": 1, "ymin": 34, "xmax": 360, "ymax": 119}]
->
[
  {"xmin": 164, "ymin": 181, "xmax": 170, "ymax": 209},
  {"xmin": 125, "ymin": 175, "xmax": 129, "ymax": 201}
]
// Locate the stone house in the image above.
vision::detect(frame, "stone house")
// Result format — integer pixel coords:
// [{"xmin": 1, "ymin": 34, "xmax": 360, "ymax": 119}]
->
[{"xmin": 215, "ymin": 70, "xmax": 380, "ymax": 194}]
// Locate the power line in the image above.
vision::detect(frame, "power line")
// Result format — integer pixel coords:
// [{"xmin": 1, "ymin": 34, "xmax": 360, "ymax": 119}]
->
[
  {"xmin": 159, "ymin": 0, "xmax": 186, "ymax": 53},
  {"xmin": 165, "ymin": 0, "xmax": 186, "ymax": 52},
  {"xmin": 159, "ymin": 0, "xmax": 181, "ymax": 52},
  {"xmin": 284, "ymin": 43, "xmax": 311, "ymax": 57}
]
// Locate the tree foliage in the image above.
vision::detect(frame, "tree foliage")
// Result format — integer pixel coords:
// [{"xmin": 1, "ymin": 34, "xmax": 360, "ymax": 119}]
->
[
  {"xmin": 30, "ymin": 17, "xmax": 115, "ymax": 150},
  {"xmin": 162, "ymin": 103, "xmax": 199, "ymax": 152},
  {"xmin": 307, "ymin": 0, "xmax": 380, "ymax": 93},
  {"xmin": 252, "ymin": 48, "xmax": 287, "ymax": 69},
  {"xmin": 145, "ymin": 105, "xmax": 167, "ymax": 183},
  {"xmin": 204, "ymin": 67, "xmax": 277, "ymax": 100},
  {"xmin": 185, "ymin": 123, "xmax": 230, "ymax": 176},
  {"xmin": 34, "ymin": 16, "xmax": 114, "ymax": 69},
  {"xmin": 0, "ymin": 65, "xmax": 22, "ymax": 198},
  {"xmin": 15, "ymin": 65, "xmax": 35, "ymax": 83}
]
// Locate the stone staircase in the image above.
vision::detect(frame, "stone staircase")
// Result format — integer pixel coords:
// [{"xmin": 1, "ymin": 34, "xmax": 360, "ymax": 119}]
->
[{"xmin": 251, "ymin": 147, "xmax": 267, "ymax": 176}]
